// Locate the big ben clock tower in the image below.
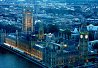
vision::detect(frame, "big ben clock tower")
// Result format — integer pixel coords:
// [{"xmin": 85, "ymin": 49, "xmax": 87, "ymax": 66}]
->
[{"xmin": 79, "ymin": 24, "xmax": 89, "ymax": 63}]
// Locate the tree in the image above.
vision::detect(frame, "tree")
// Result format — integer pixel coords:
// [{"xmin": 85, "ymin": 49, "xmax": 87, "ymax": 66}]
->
[
  {"xmin": 65, "ymin": 29, "xmax": 71, "ymax": 40},
  {"xmin": 47, "ymin": 24, "xmax": 59, "ymax": 33},
  {"xmin": 89, "ymin": 31, "xmax": 95, "ymax": 41},
  {"xmin": 93, "ymin": 42, "xmax": 98, "ymax": 49}
]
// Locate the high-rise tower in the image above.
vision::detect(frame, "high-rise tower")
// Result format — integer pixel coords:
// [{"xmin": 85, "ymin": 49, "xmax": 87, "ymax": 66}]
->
[
  {"xmin": 79, "ymin": 24, "xmax": 89, "ymax": 63},
  {"xmin": 23, "ymin": 8, "xmax": 33, "ymax": 33},
  {"xmin": 38, "ymin": 20, "xmax": 44, "ymax": 40}
]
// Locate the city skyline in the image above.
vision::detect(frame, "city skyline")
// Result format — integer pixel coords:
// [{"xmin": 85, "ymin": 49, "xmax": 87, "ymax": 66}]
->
[{"xmin": 0, "ymin": 0, "xmax": 98, "ymax": 68}]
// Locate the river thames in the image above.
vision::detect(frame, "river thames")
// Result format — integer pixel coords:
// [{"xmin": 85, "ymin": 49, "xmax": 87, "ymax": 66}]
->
[{"xmin": 0, "ymin": 47, "xmax": 42, "ymax": 68}]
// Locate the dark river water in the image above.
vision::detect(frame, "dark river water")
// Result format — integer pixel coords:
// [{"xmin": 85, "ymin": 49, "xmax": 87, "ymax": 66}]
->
[{"xmin": 0, "ymin": 47, "xmax": 41, "ymax": 68}]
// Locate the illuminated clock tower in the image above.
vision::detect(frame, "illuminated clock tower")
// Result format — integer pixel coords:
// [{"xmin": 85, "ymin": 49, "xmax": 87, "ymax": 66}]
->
[{"xmin": 79, "ymin": 25, "xmax": 89, "ymax": 63}]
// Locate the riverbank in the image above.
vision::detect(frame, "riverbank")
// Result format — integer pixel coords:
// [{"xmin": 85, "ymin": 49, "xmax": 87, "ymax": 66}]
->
[
  {"xmin": 0, "ymin": 43, "xmax": 47, "ymax": 68},
  {"xmin": 0, "ymin": 46, "xmax": 41, "ymax": 68}
]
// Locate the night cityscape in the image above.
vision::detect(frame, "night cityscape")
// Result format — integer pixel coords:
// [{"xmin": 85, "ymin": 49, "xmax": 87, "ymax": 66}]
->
[{"xmin": 0, "ymin": 0, "xmax": 98, "ymax": 68}]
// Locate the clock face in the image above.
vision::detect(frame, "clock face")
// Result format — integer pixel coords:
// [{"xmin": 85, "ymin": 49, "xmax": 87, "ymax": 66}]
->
[
  {"xmin": 80, "ymin": 35, "xmax": 83, "ymax": 39},
  {"xmin": 85, "ymin": 35, "xmax": 88, "ymax": 39}
]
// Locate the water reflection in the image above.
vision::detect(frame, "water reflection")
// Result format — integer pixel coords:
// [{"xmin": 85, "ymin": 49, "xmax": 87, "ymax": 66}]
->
[{"xmin": 0, "ymin": 47, "xmax": 41, "ymax": 68}]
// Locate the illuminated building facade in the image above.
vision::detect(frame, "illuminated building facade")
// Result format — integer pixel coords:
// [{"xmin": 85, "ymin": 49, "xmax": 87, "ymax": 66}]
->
[
  {"xmin": 23, "ymin": 9, "xmax": 33, "ymax": 33},
  {"xmin": 4, "ymin": 31, "xmax": 90, "ymax": 67},
  {"xmin": 5, "ymin": 33, "xmax": 44, "ymax": 61},
  {"xmin": 3, "ymin": 22, "xmax": 90, "ymax": 68},
  {"xmin": 31, "ymin": 44, "xmax": 44, "ymax": 60}
]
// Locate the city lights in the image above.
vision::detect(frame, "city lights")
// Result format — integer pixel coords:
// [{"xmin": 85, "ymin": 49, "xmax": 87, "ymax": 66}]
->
[{"xmin": 0, "ymin": 0, "xmax": 98, "ymax": 68}]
